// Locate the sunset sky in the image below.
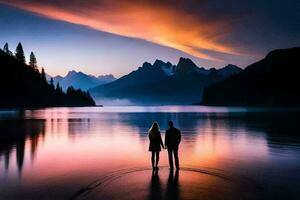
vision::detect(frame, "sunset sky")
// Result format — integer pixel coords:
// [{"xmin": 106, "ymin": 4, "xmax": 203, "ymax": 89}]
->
[{"xmin": 0, "ymin": 0, "xmax": 299, "ymax": 77}]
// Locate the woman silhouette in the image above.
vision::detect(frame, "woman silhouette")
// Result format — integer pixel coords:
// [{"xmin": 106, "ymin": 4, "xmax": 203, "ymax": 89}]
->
[{"xmin": 148, "ymin": 122, "xmax": 164, "ymax": 170}]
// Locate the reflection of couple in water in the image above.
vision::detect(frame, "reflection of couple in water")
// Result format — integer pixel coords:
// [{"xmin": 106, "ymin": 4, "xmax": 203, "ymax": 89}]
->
[
  {"xmin": 148, "ymin": 121, "xmax": 181, "ymax": 170},
  {"xmin": 148, "ymin": 169, "xmax": 180, "ymax": 200}
]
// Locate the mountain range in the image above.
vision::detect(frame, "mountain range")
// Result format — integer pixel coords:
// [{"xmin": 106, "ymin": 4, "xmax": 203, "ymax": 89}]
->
[
  {"xmin": 51, "ymin": 71, "xmax": 116, "ymax": 91},
  {"xmin": 202, "ymin": 47, "xmax": 300, "ymax": 106},
  {"xmin": 89, "ymin": 58, "xmax": 242, "ymax": 104}
]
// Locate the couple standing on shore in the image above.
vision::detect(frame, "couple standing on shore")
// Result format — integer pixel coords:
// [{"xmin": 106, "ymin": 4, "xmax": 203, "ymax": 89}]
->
[{"xmin": 148, "ymin": 121, "xmax": 181, "ymax": 170}]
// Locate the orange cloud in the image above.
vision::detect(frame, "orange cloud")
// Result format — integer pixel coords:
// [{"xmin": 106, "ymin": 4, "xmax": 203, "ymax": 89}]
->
[{"xmin": 2, "ymin": 0, "xmax": 238, "ymax": 61}]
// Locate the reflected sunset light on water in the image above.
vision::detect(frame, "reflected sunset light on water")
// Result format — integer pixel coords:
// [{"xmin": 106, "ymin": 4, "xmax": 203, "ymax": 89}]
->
[{"xmin": 0, "ymin": 106, "xmax": 300, "ymax": 199}]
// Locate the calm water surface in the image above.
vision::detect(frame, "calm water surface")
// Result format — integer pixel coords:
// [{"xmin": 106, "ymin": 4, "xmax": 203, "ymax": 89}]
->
[{"xmin": 0, "ymin": 106, "xmax": 300, "ymax": 200}]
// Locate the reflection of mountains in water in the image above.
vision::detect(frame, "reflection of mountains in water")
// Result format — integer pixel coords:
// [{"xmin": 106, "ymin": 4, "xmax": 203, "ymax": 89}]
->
[{"xmin": 0, "ymin": 119, "xmax": 46, "ymax": 172}]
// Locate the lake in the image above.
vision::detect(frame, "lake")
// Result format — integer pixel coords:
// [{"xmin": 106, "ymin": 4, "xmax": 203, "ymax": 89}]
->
[{"xmin": 0, "ymin": 106, "xmax": 300, "ymax": 200}]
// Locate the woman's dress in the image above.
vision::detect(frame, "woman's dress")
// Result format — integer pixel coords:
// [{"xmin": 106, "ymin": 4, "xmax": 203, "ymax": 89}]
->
[{"xmin": 148, "ymin": 132, "xmax": 163, "ymax": 152}]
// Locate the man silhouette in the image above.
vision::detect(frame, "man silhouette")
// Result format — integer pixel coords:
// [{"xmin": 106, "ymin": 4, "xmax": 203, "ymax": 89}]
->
[{"xmin": 165, "ymin": 121, "xmax": 181, "ymax": 170}]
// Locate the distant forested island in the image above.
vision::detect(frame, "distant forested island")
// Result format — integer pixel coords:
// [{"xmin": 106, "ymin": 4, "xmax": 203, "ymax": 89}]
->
[{"xmin": 0, "ymin": 42, "xmax": 95, "ymax": 108}]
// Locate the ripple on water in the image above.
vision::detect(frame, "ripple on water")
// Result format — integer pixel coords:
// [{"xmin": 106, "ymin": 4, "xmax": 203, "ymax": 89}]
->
[{"xmin": 70, "ymin": 166, "xmax": 264, "ymax": 200}]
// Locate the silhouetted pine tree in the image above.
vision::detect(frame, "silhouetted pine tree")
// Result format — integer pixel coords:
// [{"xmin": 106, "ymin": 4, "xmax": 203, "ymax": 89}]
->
[
  {"xmin": 56, "ymin": 82, "xmax": 63, "ymax": 94},
  {"xmin": 15, "ymin": 42, "xmax": 26, "ymax": 64},
  {"xmin": 86, "ymin": 91, "xmax": 94, "ymax": 104},
  {"xmin": 29, "ymin": 52, "xmax": 38, "ymax": 72},
  {"xmin": 66, "ymin": 86, "xmax": 75, "ymax": 95},
  {"xmin": 50, "ymin": 78, "xmax": 55, "ymax": 90},
  {"xmin": 41, "ymin": 67, "xmax": 46, "ymax": 82},
  {"xmin": 87, "ymin": 91, "xmax": 92, "ymax": 99},
  {"xmin": 3, "ymin": 43, "xmax": 13, "ymax": 56}
]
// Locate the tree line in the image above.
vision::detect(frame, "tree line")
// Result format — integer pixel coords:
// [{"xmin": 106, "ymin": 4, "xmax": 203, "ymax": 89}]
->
[
  {"xmin": 0, "ymin": 42, "xmax": 95, "ymax": 107},
  {"xmin": 3, "ymin": 42, "xmax": 39, "ymax": 72}
]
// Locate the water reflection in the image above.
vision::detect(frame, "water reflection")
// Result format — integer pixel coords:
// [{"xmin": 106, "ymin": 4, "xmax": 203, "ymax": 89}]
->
[
  {"xmin": 147, "ymin": 170, "xmax": 163, "ymax": 200},
  {"xmin": 166, "ymin": 170, "xmax": 180, "ymax": 200},
  {"xmin": 0, "ymin": 119, "xmax": 45, "ymax": 173},
  {"xmin": 0, "ymin": 107, "xmax": 299, "ymax": 200},
  {"xmin": 147, "ymin": 170, "xmax": 180, "ymax": 200},
  {"xmin": 1, "ymin": 109, "xmax": 300, "ymax": 175}
]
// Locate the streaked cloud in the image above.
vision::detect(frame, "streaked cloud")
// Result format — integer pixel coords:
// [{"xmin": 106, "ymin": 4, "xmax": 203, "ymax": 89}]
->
[{"xmin": 1, "ymin": 0, "xmax": 243, "ymax": 61}]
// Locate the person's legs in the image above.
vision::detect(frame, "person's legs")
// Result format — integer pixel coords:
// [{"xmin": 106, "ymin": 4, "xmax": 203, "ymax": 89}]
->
[
  {"xmin": 151, "ymin": 151, "xmax": 155, "ymax": 169},
  {"xmin": 168, "ymin": 149, "xmax": 174, "ymax": 169},
  {"xmin": 155, "ymin": 151, "xmax": 160, "ymax": 168},
  {"xmin": 174, "ymin": 149, "xmax": 179, "ymax": 169}
]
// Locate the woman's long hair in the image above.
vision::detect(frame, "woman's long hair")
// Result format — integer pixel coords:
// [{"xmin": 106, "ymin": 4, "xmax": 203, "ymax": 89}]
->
[{"xmin": 148, "ymin": 122, "xmax": 160, "ymax": 139}]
